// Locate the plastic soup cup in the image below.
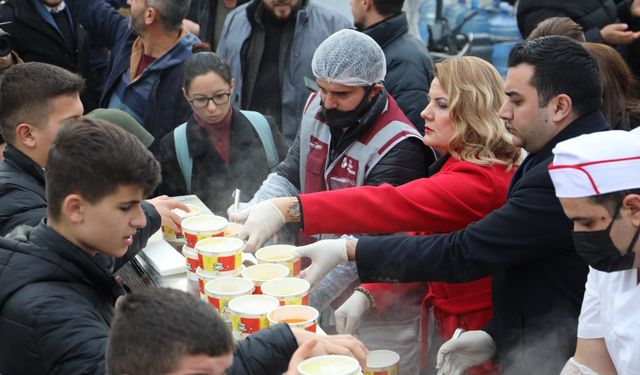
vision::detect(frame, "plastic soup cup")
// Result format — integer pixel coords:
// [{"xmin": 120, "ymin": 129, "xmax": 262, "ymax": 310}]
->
[
  {"xmin": 182, "ymin": 245, "xmax": 199, "ymax": 275},
  {"xmin": 255, "ymin": 244, "xmax": 301, "ymax": 277},
  {"xmin": 298, "ymin": 355, "xmax": 361, "ymax": 375},
  {"xmin": 195, "ymin": 237, "xmax": 244, "ymax": 275},
  {"xmin": 161, "ymin": 204, "xmax": 201, "ymax": 241},
  {"xmin": 181, "ymin": 215, "xmax": 228, "ymax": 249},
  {"xmin": 228, "ymin": 294, "xmax": 279, "ymax": 340},
  {"xmin": 267, "ymin": 304, "xmax": 319, "ymax": 332},
  {"xmin": 364, "ymin": 350, "xmax": 400, "ymax": 375},
  {"xmin": 205, "ymin": 277, "xmax": 255, "ymax": 323},
  {"xmin": 196, "ymin": 267, "xmax": 241, "ymax": 301},
  {"xmin": 241, "ymin": 263, "xmax": 290, "ymax": 294},
  {"xmin": 261, "ymin": 277, "xmax": 310, "ymax": 306}
]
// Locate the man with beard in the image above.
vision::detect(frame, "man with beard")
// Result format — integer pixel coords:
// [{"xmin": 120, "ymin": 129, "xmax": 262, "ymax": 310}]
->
[
  {"xmin": 217, "ymin": 0, "xmax": 351, "ymax": 143},
  {"xmin": 351, "ymin": 0, "xmax": 433, "ymax": 134},
  {"xmin": 233, "ymin": 29, "xmax": 433, "ymax": 251},
  {"xmin": 65, "ymin": 0, "xmax": 198, "ymax": 151}
]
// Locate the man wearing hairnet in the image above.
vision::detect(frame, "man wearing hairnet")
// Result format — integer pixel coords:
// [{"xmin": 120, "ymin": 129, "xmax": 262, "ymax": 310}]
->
[
  {"xmin": 234, "ymin": 29, "xmax": 433, "ymax": 249},
  {"xmin": 231, "ymin": 29, "xmax": 434, "ymax": 372}
]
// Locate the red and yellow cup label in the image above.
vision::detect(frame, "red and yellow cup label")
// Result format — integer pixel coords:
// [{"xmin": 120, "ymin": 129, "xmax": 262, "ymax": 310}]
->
[
  {"xmin": 185, "ymin": 231, "xmax": 224, "ymax": 249},
  {"xmin": 199, "ymin": 252, "xmax": 242, "ymax": 273},
  {"xmin": 232, "ymin": 315, "xmax": 269, "ymax": 337}
]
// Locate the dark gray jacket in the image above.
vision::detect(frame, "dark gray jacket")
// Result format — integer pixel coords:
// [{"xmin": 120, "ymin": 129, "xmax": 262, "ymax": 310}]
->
[{"xmin": 217, "ymin": 0, "xmax": 352, "ymax": 142}]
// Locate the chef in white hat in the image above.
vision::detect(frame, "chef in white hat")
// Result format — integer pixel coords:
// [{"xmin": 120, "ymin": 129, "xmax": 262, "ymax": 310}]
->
[{"xmin": 550, "ymin": 128, "xmax": 640, "ymax": 375}]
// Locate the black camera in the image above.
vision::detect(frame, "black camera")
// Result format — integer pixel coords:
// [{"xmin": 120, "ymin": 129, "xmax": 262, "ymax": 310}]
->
[{"xmin": 0, "ymin": 27, "xmax": 14, "ymax": 57}]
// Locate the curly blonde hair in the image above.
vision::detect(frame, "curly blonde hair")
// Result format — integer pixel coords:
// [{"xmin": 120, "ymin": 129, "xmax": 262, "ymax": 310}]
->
[{"xmin": 434, "ymin": 56, "xmax": 521, "ymax": 168}]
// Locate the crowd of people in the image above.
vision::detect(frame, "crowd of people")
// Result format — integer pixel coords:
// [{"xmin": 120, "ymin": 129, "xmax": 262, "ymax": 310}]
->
[{"xmin": 0, "ymin": 0, "xmax": 640, "ymax": 374}]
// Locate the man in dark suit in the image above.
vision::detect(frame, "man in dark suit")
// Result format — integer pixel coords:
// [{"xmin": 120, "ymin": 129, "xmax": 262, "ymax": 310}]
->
[{"xmin": 286, "ymin": 36, "xmax": 608, "ymax": 375}]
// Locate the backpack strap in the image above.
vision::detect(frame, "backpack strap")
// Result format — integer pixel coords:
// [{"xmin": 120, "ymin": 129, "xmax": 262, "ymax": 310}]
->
[
  {"xmin": 240, "ymin": 110, "xmax": 279, "ymax": 170},
  {"xmin": 173, "ymin": 122, "xmax": 192, "ymax": 193}
]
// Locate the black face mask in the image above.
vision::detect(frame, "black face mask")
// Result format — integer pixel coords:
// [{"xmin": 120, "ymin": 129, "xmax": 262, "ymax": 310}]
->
[
  {"xmin": 572, "ymin": 203, "xmax": 640, "ymax": 272},
  {"xmin": 319, "ymin": 86, "xmax": 374, "ymax": 129}
]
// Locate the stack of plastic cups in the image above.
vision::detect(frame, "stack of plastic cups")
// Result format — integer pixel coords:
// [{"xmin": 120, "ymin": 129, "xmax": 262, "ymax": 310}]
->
[
  {"xmin": 194, "ymin": 236, "xmax": 245, "ymax": 302},
  {"xmin": 182, "ymin": 214, "xmax": 229, "ymax": 296}
]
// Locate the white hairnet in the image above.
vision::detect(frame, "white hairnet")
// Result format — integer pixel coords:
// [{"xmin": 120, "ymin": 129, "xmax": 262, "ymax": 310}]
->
[{"xmin": 311, "ymin": 29, "xmax": 386, "ymax": 86}]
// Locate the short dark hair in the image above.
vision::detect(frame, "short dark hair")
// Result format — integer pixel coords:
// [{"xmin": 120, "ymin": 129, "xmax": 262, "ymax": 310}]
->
[
  {"xmin": 0, "ymin": 62, "xmax": 84, "ymax": 144},
  {"xmin": 106, "ymin": 288, "xmax": 234, "ymax": 375},
  {"xmin": 46, "ymin": 118, "xmax": 161, "ymax": 220},
  {"xmin": 526, "ymin": 17, "xmax": 585, "ymax": 42},
  {"xmin": 182, "ymin": 46, "xmax": 232, "ymax": 91},
  {"xmin": 147, "ymin": 0, "xmax": 191, "ymax": 32},
  {"xmin": 508, "ymin": 36, "xmax": 602, "ymax": 118},
  {"xmin": 371, "ymin": 0, "xmax": 404, "ymax": 16},
  {"xmin": 590, "ymin": 188, "xmax": 640, "ymax": 216}
]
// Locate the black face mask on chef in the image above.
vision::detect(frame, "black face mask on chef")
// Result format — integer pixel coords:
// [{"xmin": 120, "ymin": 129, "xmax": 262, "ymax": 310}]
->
[
  {"xmin": 319, "ymin": 85, "xmax": 375, "ymax": 129},
  {"xmin": 572, "ymin": 202, "xmax": 640, "ymax": 272}
]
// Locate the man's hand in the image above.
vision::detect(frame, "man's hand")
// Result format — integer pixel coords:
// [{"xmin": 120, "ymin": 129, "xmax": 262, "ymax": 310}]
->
[
  {"xmin": 335, "ymin": 290, "xmax": 370, "ymax": 334},
  {"xmin": 436, "ymin": 330, "xmax": 496, "ymax": 375},
  {"xmin": 285, "ymin": 339, "xmax": 318, "ymax": 375},
  {"xmin": 294, "ymin": 239, "xmax": 348, "ymax": 288},
  {"xmin": 290, "ymin": 328, "xmax": 368, "ymax": 369},
  {"xmin": 231, "ymin": 200, "xmax": 285, "ymax": 252},
  {"xmin": 600, "ymin": 23, "xmax": 640, "ymax": 44},
  {"xmin": 146, "ymin": 195, "xmax": 190, "ymax": 232}
]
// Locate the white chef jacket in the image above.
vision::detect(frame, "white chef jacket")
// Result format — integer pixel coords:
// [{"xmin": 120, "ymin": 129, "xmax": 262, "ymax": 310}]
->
[{"xmin": 578, "ymin": 266, "xmax": 640, "ymax": 374}]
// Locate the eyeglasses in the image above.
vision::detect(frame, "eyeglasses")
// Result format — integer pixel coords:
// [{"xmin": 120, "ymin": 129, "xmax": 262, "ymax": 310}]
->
[{"xmin": 188, "ymin": 93, "xmax": 231, "ymax": 108}]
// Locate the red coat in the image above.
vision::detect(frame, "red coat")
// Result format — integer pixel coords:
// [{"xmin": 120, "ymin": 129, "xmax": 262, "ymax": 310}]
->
[{"xmin": 298, "ymin": 156, "xmax": 515, "ymax": 369}]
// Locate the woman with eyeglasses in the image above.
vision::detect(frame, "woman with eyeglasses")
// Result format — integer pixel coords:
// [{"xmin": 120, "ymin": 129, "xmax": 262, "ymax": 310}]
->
[{"xmin": 155, "ymin": 44, "xmax": 288, "ymax": 214}]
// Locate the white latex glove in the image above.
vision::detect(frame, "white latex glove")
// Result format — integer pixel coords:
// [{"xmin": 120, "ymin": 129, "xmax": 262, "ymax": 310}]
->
[
  {"xmin": 293, "ymin": 239, "xmax": 348, "ymax": 288},
  {"xmin": 559, "ymin": 358, "xmax": 601, "ymax": 375},
  {"xmin": 226, "ymin": 202, "xmax": 250, "ymax": 218},
  {"xmin": 232, "ymin": 200, "xmax": 285, "ymax": 252},
  {"xmin": 335, "ymin": 290, "xmax": 370, "ymax": 334},
  {"xmin": 436, "ymin": 330, "xmax": 496, "ymax": 375}
]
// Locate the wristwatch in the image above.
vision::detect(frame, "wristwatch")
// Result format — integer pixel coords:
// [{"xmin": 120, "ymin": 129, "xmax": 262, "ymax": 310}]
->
[{"xmin": 288, "ymin": 198, "xmax": 301, "ymax": 220}]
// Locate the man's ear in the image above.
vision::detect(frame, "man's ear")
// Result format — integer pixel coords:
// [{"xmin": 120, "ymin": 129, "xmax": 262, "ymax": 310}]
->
[
  {"xmin": 145, "ymin": 6, "xmax": 156, "ymax": 26},
  {"xmin": 14, "ymin": 123, "xmax": 37, "ymax": 148},
  {"xmin": 61, "ymin": 194, "xmax": 86, "ymax": 225},
  {"xmin": 370, "ymin": 83, "xmax": 383, "ymax": 98},
  {"xmin": 549, "ymin": 94, "xmax": 573, "ymax": 124}
]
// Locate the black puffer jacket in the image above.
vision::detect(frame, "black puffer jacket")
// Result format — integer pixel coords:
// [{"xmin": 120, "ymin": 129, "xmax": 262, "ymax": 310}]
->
[
  {"xmin": 0, "ymin": 224, "xmax": 124, "ymax": 374},
  {"xmin": 0, "ymin": 144, "xmax": 47, "ymax": 237},
  {"xmin": 155, "ymin": 107, "xmax": 289, "ymax": 215},
  {"xmin": 0, "ymin": 144, "xmax": 160, "ymax": 271},
  {"xmin": 363, "ymin": 12, "xmax": 433, "ymax": 134},
  {"xmin": 275, "ymin": 89, "xmax": 434, "ymax": 190},
  {"xmin": 517, "ymin": 0, "xmax": 619, "ymax": 41}
]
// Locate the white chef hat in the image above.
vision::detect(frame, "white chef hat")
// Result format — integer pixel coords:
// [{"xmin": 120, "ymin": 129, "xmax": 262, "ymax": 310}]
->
[{"xmin": 549, "ymin": 128, "xmax": 640, "ymax": 198}]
